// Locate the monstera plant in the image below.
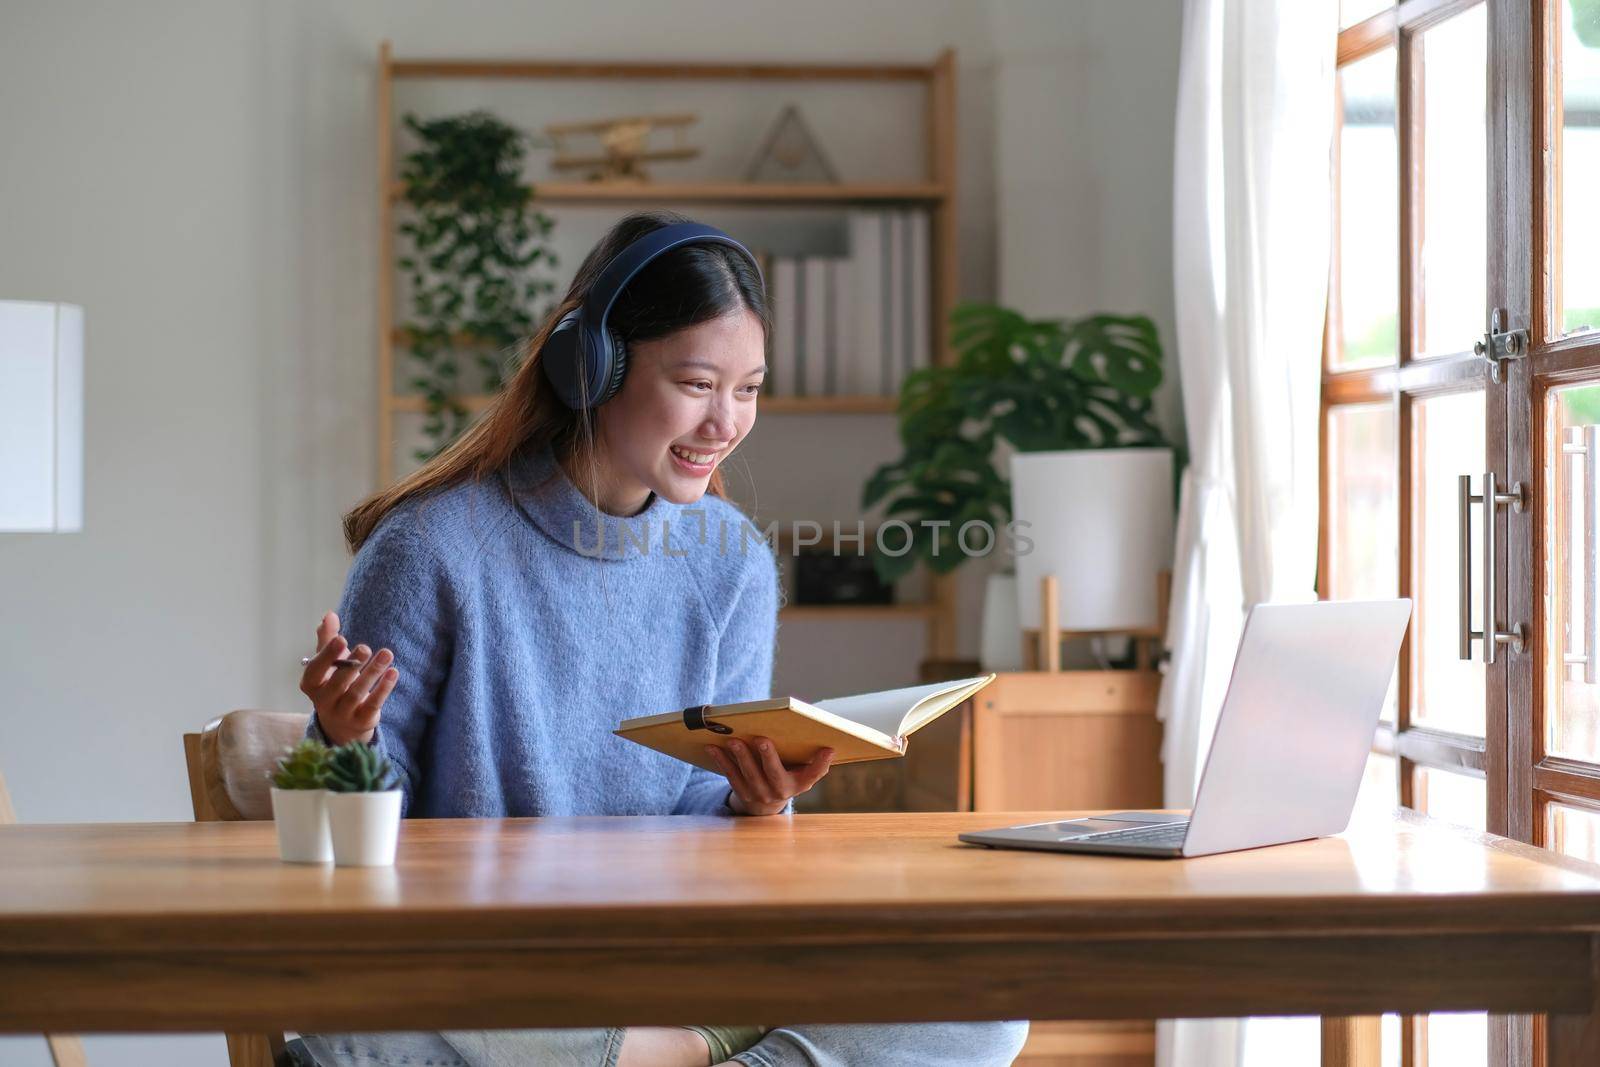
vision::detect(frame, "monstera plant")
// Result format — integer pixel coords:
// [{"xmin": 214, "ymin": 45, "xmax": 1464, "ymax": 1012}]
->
[{"xmin": 862, "ymin": 303, "xmax": 1177, "ymax": 584}]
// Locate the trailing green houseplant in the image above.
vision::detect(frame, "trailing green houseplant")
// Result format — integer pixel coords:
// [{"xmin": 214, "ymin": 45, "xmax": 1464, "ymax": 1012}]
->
[
  {"xmin": 398, "ymin": 110, "xmax": 560, "ymax": 461},
  {"xmin": 862, "ymin": 302, "xmax": 1177, "ymax": 584}
]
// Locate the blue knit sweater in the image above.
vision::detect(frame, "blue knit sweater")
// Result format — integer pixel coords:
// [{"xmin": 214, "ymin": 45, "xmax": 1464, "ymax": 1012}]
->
[
  {"xmin": 305, "ymin": 443, "xmax": 1031, "ymax": 1065},
  {"xmin": 307, "ymin": 442, "xmax": 785, "ymax": 819}
]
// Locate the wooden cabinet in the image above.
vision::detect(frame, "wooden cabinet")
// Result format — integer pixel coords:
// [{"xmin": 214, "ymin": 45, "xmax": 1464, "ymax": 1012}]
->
[
  {"xmin": 966, "ymin": 671, "xmax": 1163, "ymax": 812},
  {"xmin": 966, "ymin": 670, "xmax": 1162, "ymax": 1067},
  {"xmin": 805, "ymin": 668, "xmax": 1163, "ymax": 815},
  {"xmin": 799, "ymin": 665, "xmax": 1162, "ymax": 1065}
]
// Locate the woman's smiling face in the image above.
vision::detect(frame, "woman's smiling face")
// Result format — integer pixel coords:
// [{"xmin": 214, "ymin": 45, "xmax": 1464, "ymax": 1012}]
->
[{"xmin": 587, "ymin": 308, "xmax": 766, "ymax": 514}]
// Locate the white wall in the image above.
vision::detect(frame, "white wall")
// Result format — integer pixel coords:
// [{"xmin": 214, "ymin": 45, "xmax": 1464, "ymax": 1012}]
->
[
  {"xmin": 0, "ymin": 2, "xmax": 271, "ymax": 1063},
  {"xmin": 993, "ymin": 0, "xmax": 1186, "ymax": 442},
  {"xmin": 0, "ymin": 3, "xmax": 1180, "ymax": 1064},
  {"xmin": 952, "ymin": 0, "xmax": 1186, "ymax": 664}
]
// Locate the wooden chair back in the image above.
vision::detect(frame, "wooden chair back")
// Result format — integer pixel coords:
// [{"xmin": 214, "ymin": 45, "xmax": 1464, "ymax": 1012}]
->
[
  {"xmin": 183, "ymin": 710, "xmax": 312, "ymax": 1067},
  {"xmin": 184, "ymin": 710, "xmax": 310, "ymax": 822}
]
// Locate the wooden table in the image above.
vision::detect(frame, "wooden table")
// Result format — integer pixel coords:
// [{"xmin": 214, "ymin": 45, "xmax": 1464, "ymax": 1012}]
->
[{"xmin": 4, "ymin": 810, "xmax": 1600, "ymax": 1066}]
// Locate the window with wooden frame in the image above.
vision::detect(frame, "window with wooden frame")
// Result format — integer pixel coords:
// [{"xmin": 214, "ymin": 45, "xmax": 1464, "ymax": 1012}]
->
[
  {"xmin": 1325, "ymin": 1, "xmax": 1600, "ymax": 1065},
  {"xmin": 1524, "ymin": 0, "xmax": 1600, "ymax": 1064},
  {"xmin": 1326, "ymin": 0, "xmax": 1493, "ymax": 1064}
]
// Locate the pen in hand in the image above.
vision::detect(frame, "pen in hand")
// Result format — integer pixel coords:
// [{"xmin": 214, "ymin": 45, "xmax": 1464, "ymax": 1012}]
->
[
  {"xmin": 301, "ymin": 612, "xmax": 398, "ymax": 749},
  {"xmin": 301, "ymin": 655, "xmax": 365, "ymax": 669}
]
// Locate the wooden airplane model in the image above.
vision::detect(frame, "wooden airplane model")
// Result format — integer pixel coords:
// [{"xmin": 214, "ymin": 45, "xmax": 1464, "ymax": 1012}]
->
[{"xmin": 545, "ymin": 113, "xmax": 701, "ymax": 182}]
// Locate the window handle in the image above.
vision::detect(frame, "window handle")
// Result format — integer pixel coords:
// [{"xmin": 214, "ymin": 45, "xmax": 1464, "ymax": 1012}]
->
[
  {"xmin": 1458, "ymin": 472, "xmax": 1527, "ymax": 664},
  {"xmin": 1584, "ymin": 429, "xmax": 1598, "ymax": 683},
  {"xmin": 1561, "ymin": 428, "xmax": 1599, "ymax": 683}
]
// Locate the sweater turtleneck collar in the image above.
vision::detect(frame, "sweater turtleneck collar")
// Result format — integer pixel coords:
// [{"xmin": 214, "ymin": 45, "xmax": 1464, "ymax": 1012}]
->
[{"xmin": 504, "ymin": 442, "xmax": 684, "ymax": 561}]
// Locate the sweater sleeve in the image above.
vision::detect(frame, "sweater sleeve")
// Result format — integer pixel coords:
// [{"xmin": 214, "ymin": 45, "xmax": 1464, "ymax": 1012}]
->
[
  {"xmin": 674, "ymin": 539, "xmax": 790, "ymax": 816},
  {"xmin": 304, "ymin": 507, "xmax": 455, "ymax": 819}
]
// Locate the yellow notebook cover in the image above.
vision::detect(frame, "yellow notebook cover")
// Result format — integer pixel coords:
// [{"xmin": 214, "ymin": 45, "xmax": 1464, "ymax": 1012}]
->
[{"xmin": 614, "ymin": 674, "xmax": 997, "ymax": 773}]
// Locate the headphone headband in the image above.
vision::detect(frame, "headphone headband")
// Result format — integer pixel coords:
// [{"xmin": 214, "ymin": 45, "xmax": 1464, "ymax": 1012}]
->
[{"xmin": 540, "ymin": 222, "xmax": 763, "ymax": 411}]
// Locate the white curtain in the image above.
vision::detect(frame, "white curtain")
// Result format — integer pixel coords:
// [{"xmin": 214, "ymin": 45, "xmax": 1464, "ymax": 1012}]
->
[{"xmin": 1157, "ymin": 0, "xmax": 1334, "ymax": 1064}]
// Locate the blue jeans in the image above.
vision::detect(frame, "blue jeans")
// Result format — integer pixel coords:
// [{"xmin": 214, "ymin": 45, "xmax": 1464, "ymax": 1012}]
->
[
  {"xmin": 299, "ymin": 1021, "xmax": 1029, "ymax": 1066},
  {"xmin": 298, "ymin": 1029, "xmax": 621, "ymax": 1067}
]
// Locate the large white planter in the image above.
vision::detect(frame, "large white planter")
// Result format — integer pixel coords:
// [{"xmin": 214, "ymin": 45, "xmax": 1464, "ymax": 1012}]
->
[
  {"xmin": 326, "ymin": 790, "xmax": 403, "ymax": 867},
  {"xmin": 1011, "ymin": 448, "xmax": 1174, "ymax": 632},
  {"xmin": 270, "ymin": 787, "xmax": 332, "ymax": 864}
]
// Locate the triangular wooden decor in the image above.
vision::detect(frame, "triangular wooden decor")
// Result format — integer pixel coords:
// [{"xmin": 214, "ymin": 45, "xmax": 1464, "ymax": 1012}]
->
[{"xmin": 743, "ymin": 104, "xmax": 841, "ymax": 184}]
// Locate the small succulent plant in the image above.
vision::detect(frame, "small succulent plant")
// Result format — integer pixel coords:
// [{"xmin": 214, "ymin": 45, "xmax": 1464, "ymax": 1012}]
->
[
  {"xmin": 270, "ymin": 739, "xmax": 332, "ymax": 790},
  {"xmin": 326, "ymin": 741, "xmax": 399, "ymax": 794}
]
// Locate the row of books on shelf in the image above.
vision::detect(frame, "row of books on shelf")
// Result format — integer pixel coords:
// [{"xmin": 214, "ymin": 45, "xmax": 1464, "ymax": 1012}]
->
[{"xmin": 756, "ymin": 208, "xmax": 932, "ymax": 399}]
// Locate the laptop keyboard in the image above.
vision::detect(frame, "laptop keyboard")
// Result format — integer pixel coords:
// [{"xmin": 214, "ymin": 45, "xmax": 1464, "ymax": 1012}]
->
[{"xmin": 1068, "ymin": 822, "xmax": 1189, "ymax": 847}]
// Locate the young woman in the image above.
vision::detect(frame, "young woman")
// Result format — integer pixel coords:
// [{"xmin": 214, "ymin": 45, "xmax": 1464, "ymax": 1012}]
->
[{"xmin": 295, "ymin": 211, "xmax": 1028, "ymax": 1067}]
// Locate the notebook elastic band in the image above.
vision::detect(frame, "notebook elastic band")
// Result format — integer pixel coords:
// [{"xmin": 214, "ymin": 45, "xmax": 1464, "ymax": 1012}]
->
[{"xmin": 682, "ymin": 705, "xmax": 733, "ymax": 735}]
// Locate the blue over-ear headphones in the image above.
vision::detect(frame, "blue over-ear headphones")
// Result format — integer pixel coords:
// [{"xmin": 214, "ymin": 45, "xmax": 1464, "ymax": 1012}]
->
[{"xmin": 540, "ymin": 221, "xmax": 764, "ymax": 411}]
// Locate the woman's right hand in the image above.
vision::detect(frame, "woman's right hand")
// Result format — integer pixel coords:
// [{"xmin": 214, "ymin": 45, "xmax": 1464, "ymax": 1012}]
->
[{"xmin": 300, "ymin": 610, "xmax": 399, "ymax": 746}]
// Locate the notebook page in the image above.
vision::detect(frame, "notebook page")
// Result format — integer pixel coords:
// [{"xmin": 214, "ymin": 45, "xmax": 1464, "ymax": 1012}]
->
[
  {"xmin": 811, "ymin": 676, "xmax": 993, "ymax": 739},
  {"xmin": 899, "ymin": 674, "xmax": 994, "ymax": 736}
]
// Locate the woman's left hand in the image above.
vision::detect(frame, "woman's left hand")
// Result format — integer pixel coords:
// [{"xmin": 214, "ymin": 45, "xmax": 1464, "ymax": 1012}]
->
[{"xmin": 705, "ymin": 737, "xmax": 834, "ymax": 816}]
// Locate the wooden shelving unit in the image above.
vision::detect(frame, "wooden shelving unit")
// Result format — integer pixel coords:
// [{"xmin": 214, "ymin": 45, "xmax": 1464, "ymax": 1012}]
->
[
  {"xmin": 371, "ymin": 46, "xmax": 1120, "ymax": 1066},
  {"xmin": 375, "ymin": 42, "xmax": 960, "ymax": 660},
  {"xmin": 387, "ymin": 181, "xmax": 947, "ymax": 204},
  {"xmin": 389, "ymin": 391, "xmax": 897, "ymax": 416}
]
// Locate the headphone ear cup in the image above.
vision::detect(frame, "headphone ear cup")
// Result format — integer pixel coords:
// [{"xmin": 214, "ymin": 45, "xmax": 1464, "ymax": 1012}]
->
[
  {"xmin": 540, "ymin": 310, "xmax": 586, "ymax": 410},
  {"xmin": 597, "ymin": 326, "xmax": 629, "ymax": 405}
]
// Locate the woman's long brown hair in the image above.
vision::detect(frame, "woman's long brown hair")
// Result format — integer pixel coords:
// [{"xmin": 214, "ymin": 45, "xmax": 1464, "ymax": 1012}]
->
[{"xmin": 343, "ymin": 210, "xmax": 771, "ymax": 553}]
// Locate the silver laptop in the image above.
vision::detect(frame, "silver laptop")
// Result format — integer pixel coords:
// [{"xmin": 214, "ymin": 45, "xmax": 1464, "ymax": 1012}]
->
[{"xmin": 958, "ymin": 598, "xmax": 1413, "ymax": 859}]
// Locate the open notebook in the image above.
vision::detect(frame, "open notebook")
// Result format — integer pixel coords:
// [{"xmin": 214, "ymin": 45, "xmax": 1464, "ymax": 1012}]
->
[{"xmin": 614, "ymin": 674, "xmax": 997, "ymax": 772}]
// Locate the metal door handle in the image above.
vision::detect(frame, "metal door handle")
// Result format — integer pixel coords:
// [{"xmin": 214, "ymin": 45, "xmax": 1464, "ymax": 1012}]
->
[
  {"xmin": 1561, "ymin": 428, "xmax": 1599, "ymax": 682},
  {"xmin": 1458, "ymin": 472, "xmax": 1527, "ymax": 663}
]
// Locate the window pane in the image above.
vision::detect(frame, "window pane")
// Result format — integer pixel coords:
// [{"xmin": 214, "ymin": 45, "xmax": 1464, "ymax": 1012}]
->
[
  {"xmin": 1239, "ymin": 1015, "xmax": 1401, "ymax": 1066},
  {"xmin": 1414, "ymin": 765, "xmax": 1487, "ymax": 831},
  {"xmin": 1330, "ymin": 404, "xmax": 1399, "ymax": 599},
  {"xmin": 1415, "ymin": 763, "xmax": 1489, "ymax": 1064},
  {"xmin": 1426, "ymin": 1013, "xmax": 1487, "ymax": 1067},
  {"xmin": 1545, "ymin": 384, "xmax": 1600, "ymax": 762},
  {"xmin": 1335, "ymin": 49, "xmax": 1399, "ymax": 370},
  {"xmin": 1342, "ymin": 0, "xmax": 1392, "ymax": 30},
  {"xmin": 1328, "ymin": 403, "xmax": 1399, "ymax": 722},
  {"xmin": 1353, "ymin": 751, "xmax": 1400, "ymax": 823},
  {"xmin": 1547, "ymin": 801, "xmax": 1600, "ymax": 863},
  {"xmin": 1417, "ymin": 6, "xmax": 1487, "ymax": 358},
  {"xmin": 1412, "ymin": 391, "xmax": 1486, "ymax": 737},
  {"xmin": 1557, "ymin": 0, "xmax": 1600, "ymax": 336}
]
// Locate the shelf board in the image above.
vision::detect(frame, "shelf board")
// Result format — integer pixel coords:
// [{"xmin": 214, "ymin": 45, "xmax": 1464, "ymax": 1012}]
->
[
  {"xmin": 389, "ymin": 181, "xmax": 947, "ymax": 205},
  {"xmin": 387, "ymin": 393, "xmax": 896, "ymax": 415},
  {"xmin": 779, "ymin": 603, "xmax": 936, "ymax": 622},
  {"xmin": 387, "ymin": 335, "xmax": 903, "ymax": 414},
  {"xmin": 389, "ymin": 59, "xmax": 937, "ymax": 82}
]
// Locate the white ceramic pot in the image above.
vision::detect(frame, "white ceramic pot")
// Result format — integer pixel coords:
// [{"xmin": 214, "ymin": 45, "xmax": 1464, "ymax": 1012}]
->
[
  {"xmin": 979, "ymin": 571, "xmax": 1025, "ymax": 671},
  {"xmin": 326, "ymin": 790, "xmax": 403, "ymax": 867},
  {"xmin": 1010, "ymin": 448, "xmax": 1174, "ymax": 632},
  {"xmin": 269, "ymin": 787, "xmax": 332, "ymax": 864}
]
